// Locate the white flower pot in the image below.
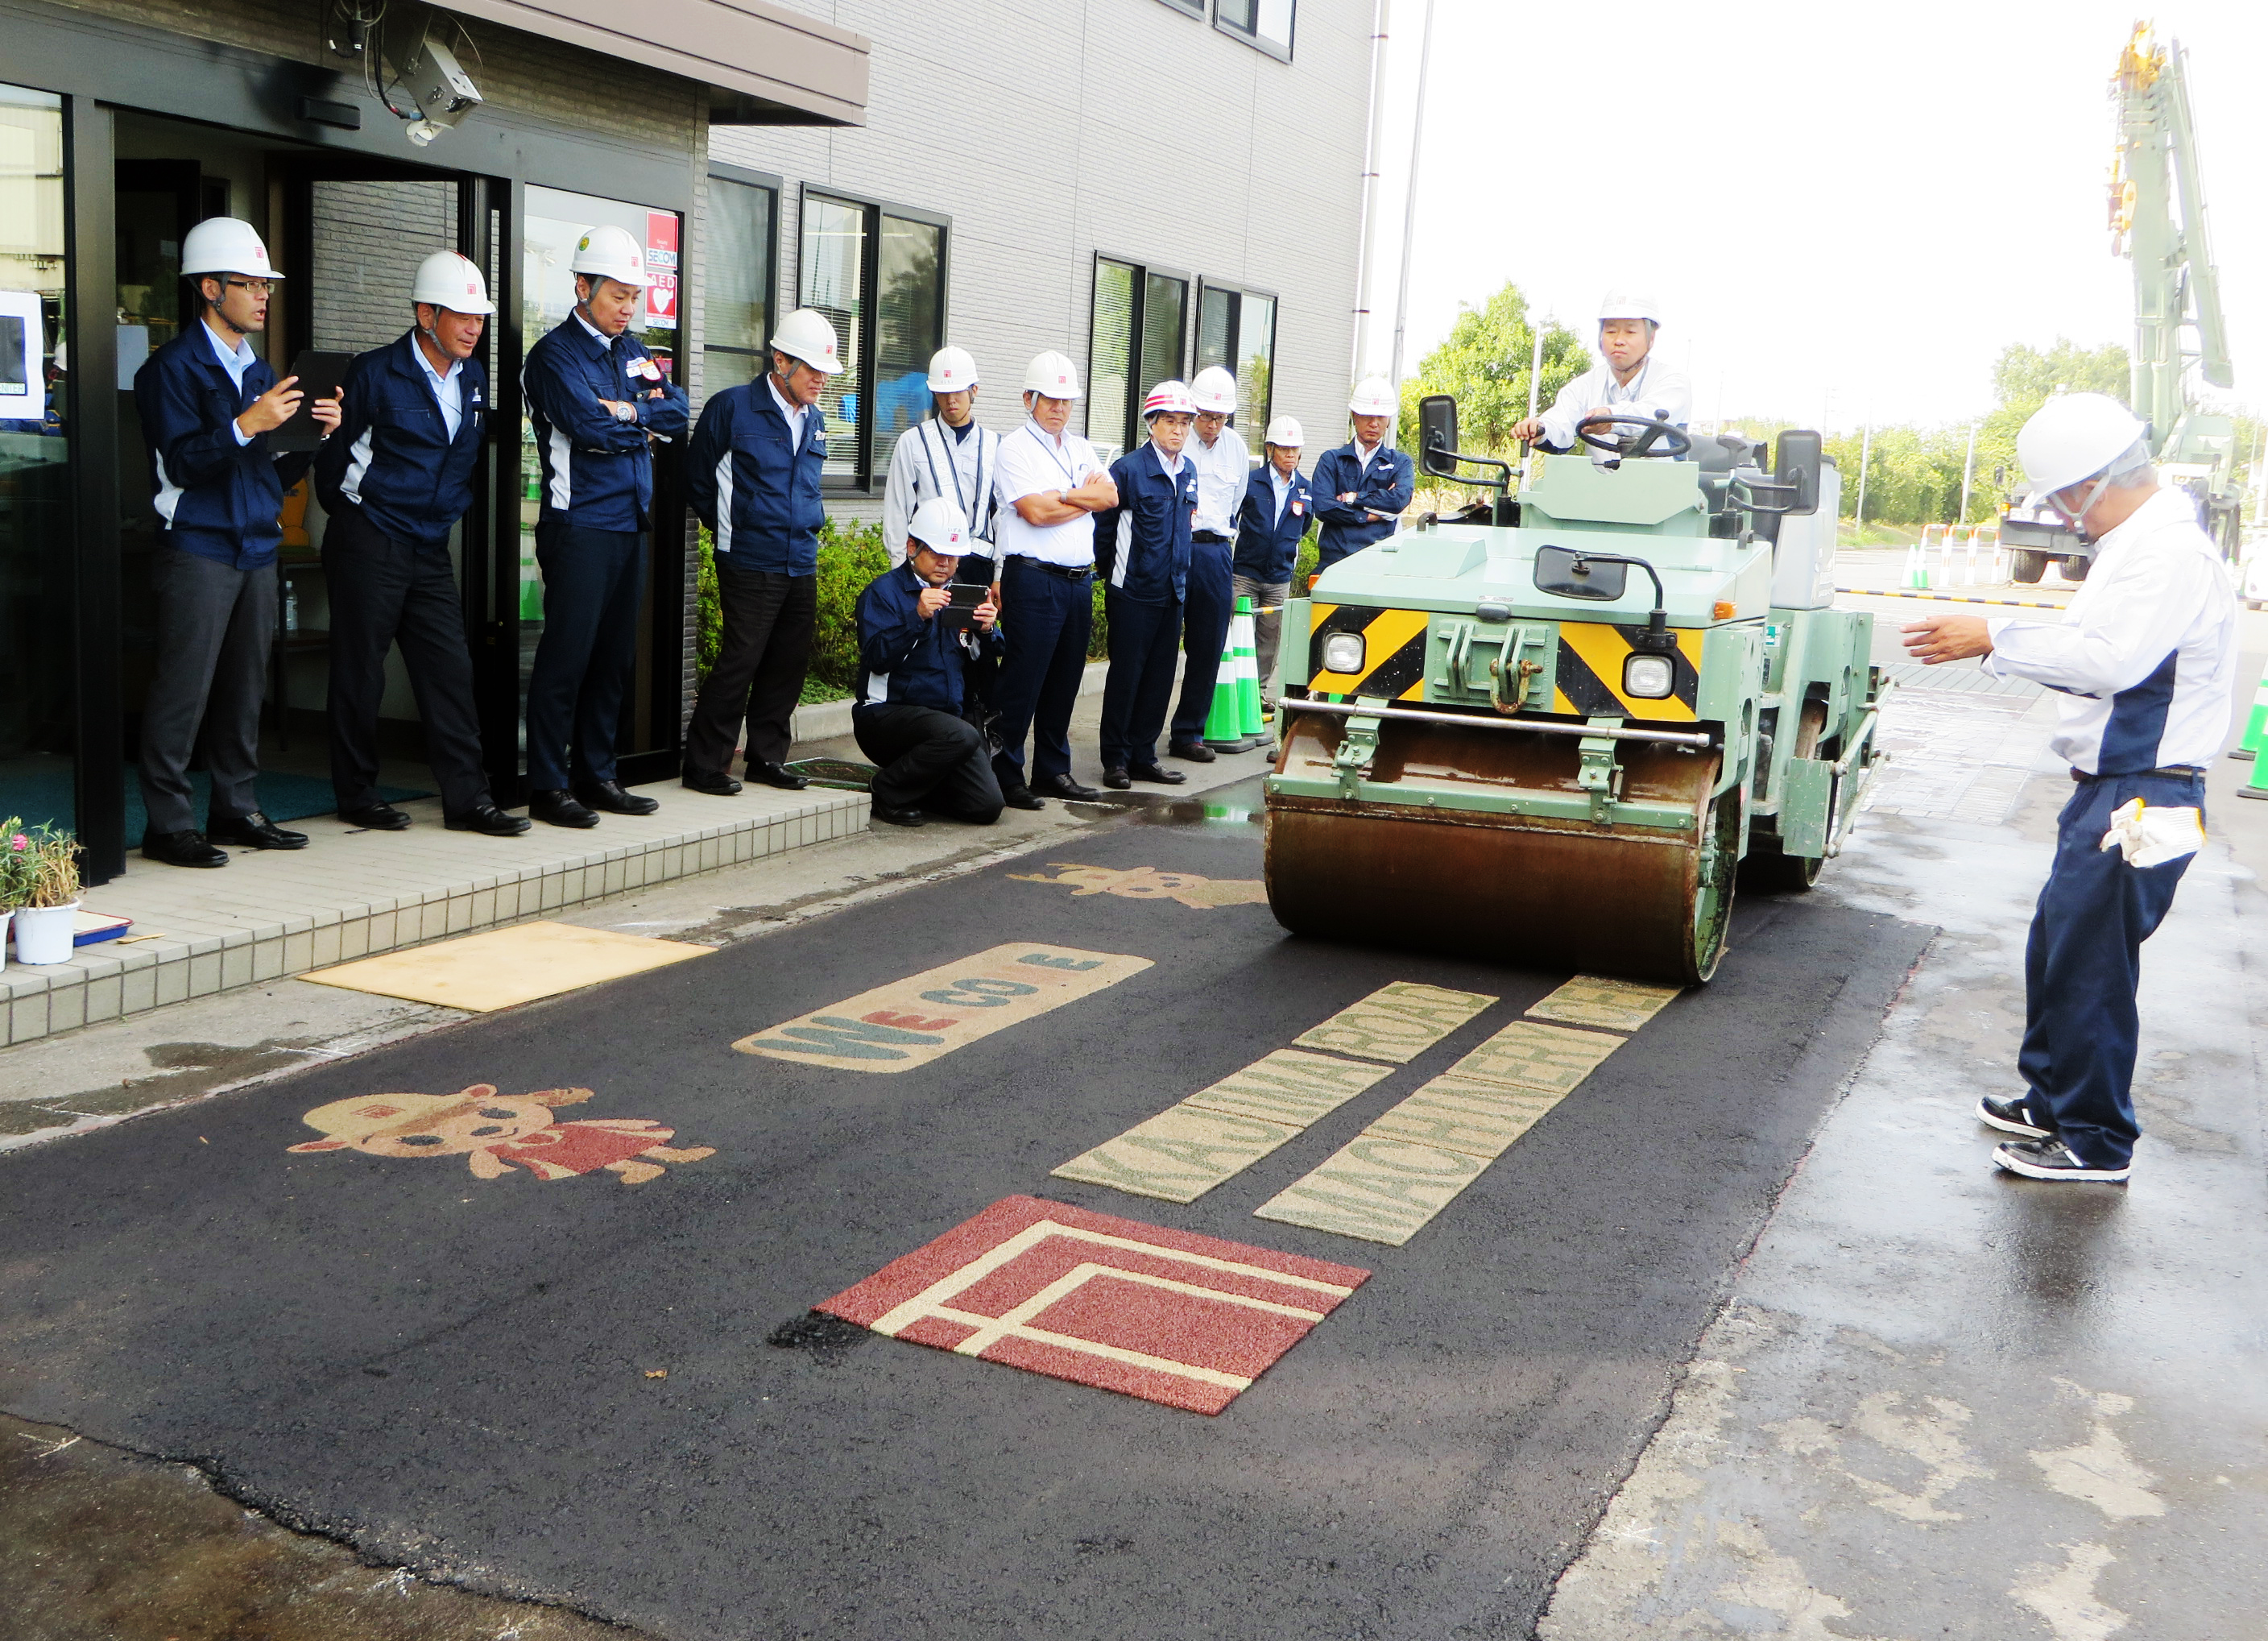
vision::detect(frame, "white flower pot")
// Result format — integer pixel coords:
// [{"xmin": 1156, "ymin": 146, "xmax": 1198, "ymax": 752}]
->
[{"xmin": 11, "ymin": 901, "xmax": 80, "ymax": 966}]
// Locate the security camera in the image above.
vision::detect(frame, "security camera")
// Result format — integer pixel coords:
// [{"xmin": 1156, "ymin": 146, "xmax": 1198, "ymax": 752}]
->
[{"xmin": 394, "ymin": 35, "xmax": 482, "ymax": 143}]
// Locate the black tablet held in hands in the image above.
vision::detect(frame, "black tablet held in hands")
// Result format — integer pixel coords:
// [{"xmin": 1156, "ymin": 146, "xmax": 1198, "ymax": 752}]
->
[
  {"xmin": 271, "ymin": 349, "xmax": 354, "ymax": 451},
  {"xmin": 939, "ymin": 580, "xmax": 987, "ymax": 629}
]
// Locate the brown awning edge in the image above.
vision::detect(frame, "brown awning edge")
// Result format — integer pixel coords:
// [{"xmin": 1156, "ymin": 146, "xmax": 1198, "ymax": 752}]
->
[{"xmin": 436, "ymin": 0, "xmax": 871, "ymax": 126}]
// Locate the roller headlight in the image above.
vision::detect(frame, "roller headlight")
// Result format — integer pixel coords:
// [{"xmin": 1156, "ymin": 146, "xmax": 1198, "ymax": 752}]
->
[
  {"xmin": 1623, "ymin": 653, "xmax": 1675, "ymax": 699},
  {"xmin": 1322, "ymin": 632, "xmax": 1367, "ymax": 674}
]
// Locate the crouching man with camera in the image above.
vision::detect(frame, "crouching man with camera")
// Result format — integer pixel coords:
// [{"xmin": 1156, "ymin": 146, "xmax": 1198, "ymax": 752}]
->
[{"xmin": 852, "ymin": 498, "xmax": 1006, "ymax": 829}]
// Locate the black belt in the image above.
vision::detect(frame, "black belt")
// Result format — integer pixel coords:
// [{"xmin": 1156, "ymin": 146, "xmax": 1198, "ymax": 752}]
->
[
  {"xmin": 1006, "ymin": 556, "xmax": 1093, "ymax": 579},
  {"xmin": 2073, "ymin": 765, "xmax": 2204, "ymax": 782},
  {"xmin": 1193, "ymin": 530, "xmax": 1231, "ymax": 544}
]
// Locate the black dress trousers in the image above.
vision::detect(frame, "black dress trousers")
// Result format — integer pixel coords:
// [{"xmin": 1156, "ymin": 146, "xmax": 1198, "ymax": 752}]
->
[
  {"xmin": 685, "ymin": 562, "xmax": 817, "ymax": 776},
  {"xmin": 321, "ymin": 503, "xmax": 492, "ymax": 816}
]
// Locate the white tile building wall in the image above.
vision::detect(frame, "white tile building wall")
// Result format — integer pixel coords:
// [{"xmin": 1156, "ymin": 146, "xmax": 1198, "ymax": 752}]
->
[{"xmin": 706, "ymin": 0, "xmax": 1372, "ymax": 513}]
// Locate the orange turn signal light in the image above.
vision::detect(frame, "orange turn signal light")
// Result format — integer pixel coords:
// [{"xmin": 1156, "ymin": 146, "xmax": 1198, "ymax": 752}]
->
[{"xmin": 1712, "ymin": 599, "xmax": 1736, "ymax": 620}]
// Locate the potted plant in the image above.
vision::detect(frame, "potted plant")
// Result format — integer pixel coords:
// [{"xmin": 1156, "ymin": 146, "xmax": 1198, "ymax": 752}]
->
[
  {"xmin": 0, "ymin": 818, "xmax": 25, "ymax": 968},
  {"xmin": 7, "ymin": 823, "xmax": 81, "ymax": 967}
]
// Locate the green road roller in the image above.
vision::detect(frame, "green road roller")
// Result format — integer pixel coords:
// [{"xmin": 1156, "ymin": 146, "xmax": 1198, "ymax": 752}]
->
[{"xmin": 1264, "ymin": 397, "xmax": 1886, "ymax": 983}]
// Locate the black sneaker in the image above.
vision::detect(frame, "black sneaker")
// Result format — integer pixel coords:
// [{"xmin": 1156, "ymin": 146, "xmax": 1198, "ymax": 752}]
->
[
  {"xmin": 1976, "ymin": 1092, "xmax": 2050, "ymax": 1138},
  {"xmin": 1993, "ymin": 1137, "xmax": 2130, "ymax": 1183}
]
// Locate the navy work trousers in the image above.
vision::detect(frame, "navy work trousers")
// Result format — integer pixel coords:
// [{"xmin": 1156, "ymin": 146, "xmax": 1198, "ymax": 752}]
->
[
  {"xmin": 991, "ymin": 557, "xmax": 1093, "ymax": 785},
  {"xmin": 1169, "ymin": 535, "xmax": 1235, "ymax": 744},
  {"xmin": 1100, "ymin": 589, "xmax": 1182, "ymax": 769},
  {"xmin": 2018, "ymin": 769, "xmax": 2202, "ymax": 1168},
  {"xmin": 854, "ymin": 702, "xmax": 1004, "ymax": 823},
  {"xmin": 525, "ymin": 521, "xmax": 644, "ymax": 791}
]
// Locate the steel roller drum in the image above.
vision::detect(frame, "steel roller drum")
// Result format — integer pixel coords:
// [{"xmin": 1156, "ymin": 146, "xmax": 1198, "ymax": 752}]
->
[{"xmin": 1264, "ymin": 709, "xmax": 1736, "ymax": 983}]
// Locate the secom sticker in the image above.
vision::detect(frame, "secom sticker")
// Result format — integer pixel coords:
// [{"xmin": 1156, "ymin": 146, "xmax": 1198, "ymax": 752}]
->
[{"xmin": 733, "ymin": 943, "xmax": 1153, "ymax": 1073}]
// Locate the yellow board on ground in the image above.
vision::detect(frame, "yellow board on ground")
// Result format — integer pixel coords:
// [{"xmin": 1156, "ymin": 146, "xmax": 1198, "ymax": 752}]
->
[{"xmin": 300, "ymin": 922, "xmax": 712, "ymax": 1011}]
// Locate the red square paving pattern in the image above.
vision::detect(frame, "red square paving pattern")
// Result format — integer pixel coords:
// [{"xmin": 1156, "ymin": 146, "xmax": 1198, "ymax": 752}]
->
[{"xmin": 817, "ymin": 1196, "xmax": 1371, "ymax": 1414}]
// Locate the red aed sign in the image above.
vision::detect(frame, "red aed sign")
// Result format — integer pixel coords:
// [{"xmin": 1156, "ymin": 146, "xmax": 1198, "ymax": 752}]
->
[{"xmin": 644, "ymin": 211, "xmax": 680, "ymax": 326}]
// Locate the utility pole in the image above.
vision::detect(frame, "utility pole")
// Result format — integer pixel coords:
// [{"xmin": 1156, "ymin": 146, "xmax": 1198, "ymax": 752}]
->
[
  {"xmin": 1853, "ymin": 423, "xmax": 1872, "ymax": 544},
  {"xmin": 1958, "ymin": 421, "xmax": 1979, "ymax": 524},
  {"xmin": 1384, "ymin": 0, "xmax": 1436, "ymax": 404},
  {"xmin": 1347, "ymin": 0, "xmax": 1393, "ymax": 384}
]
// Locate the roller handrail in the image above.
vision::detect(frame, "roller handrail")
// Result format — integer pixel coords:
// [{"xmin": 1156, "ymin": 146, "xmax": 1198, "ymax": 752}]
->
[{"xmin": 1280, "ymin": 697, "xmax": 1714, "ymax": 748}]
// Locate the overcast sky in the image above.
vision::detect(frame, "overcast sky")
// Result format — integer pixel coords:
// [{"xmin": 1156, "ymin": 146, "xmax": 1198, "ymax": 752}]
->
[{"xmin": 1361, "ymin": 0, "xmax": 2268, "ymax": 433}]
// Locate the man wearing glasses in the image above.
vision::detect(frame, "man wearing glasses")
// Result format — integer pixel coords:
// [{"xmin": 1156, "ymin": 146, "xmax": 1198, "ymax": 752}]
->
[{"xmin": 133, "ymin": 218, "xmax": 339, "ymax": 868}]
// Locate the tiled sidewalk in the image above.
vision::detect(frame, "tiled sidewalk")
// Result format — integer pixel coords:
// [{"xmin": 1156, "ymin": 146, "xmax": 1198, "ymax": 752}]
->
[{"xmin": 0, "ymin": 781, "xmax": 868, "ymax": 1047}]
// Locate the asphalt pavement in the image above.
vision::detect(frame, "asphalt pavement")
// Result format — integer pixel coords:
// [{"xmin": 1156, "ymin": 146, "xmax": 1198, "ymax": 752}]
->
[{"xmin": 0, "ymin": 779, "xmax": 1929, "ymax": 1640}]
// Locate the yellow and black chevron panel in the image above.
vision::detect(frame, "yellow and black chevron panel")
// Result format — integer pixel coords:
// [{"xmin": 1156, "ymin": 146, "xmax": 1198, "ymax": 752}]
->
[
  {"xmin": 1306, "ymin": 603, "xmax": 1432, "ymax": 701},
  {"xmin": 1552, "ymin": 623, "xmax": 1703, "ymax": 721}
]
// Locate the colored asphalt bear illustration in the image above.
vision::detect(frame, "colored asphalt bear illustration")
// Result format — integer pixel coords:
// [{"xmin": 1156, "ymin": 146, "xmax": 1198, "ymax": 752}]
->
[{"xmin": 288, "ymin": 1085, "xmax": 715, "ymax": 1184}]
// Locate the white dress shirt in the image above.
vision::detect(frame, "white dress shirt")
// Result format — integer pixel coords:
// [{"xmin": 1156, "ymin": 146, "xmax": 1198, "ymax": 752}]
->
[
  {"xmin": 1538, "ymin": 354, "xmax": 1693, "ymax": 464},
  {"xmin": 1269, "ymin": 463, "xmax": 1294, "ymax": 524},
  {"xmin": 415, "ymin": 338, "xmax": 466, "ymax": 440},
  {"xmin": 884, "ymin": 415, "xmax": 999, "ymax": 567},
  {"xmin": 1984, "ymin": 485, "xmax": 2237, "ymax": 773},
  {"xmin": 766, "ymin": 372, "xmax": 810, "ymax": 449},
  {"xmin": 993, "ymin": 419, "xmax": 1106, "ymax": 567},
  {"xmin": 205, "ymin": 318, "xmax": 259, "ymax": 446},
  {"xmin": 1186, "ymin": 422, "xmax": 1249, "ymax": 537}
]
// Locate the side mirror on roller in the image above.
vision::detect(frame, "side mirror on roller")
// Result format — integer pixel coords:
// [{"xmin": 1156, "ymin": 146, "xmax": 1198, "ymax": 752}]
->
[
  {"xmin": 1774, "ymin": 430, "xmax": 1823, "ymax": 516},
  {"xmin": 1533, "ymin": 544, "xmax": 1628, "ymax": 602},
  {"xmin": 1418, "ymin": 394, "xmax": 1461, "ymax": 479}
]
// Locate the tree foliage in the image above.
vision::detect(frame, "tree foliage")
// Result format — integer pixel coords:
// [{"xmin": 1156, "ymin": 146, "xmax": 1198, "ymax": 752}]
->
[{"xmin": 1395, "ymin": 283, "xmax": 1590, "ymax": 458}]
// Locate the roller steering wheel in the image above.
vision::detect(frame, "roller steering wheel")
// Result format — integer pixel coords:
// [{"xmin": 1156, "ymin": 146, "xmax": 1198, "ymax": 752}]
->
[{"xmin": 1576, "ymin": 412, "xmax": 1693, "ymax": 460}]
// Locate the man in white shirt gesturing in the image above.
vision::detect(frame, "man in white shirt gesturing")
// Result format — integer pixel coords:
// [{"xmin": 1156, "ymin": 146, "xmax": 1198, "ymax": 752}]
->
[{"xmin": 1902, "ymin": 393, "xmax": 2237, "ymax": 1183}]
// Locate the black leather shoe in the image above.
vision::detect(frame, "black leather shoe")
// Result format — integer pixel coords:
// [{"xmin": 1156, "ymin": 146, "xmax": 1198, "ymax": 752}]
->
[
  {"xmin": 1033, "ymin": 771, "xmax": 1103, "ymax": 802},
  {"xmin": 999, "ymin": 783, "xmax": 1046, "ymax": 811},
  {"xmin": 1103, "ymin": 765, "xmax": 1132, "ymax": 790},
  {"xmin": 528, "ymin": 789, "xmax": 600, "ymax": 829},
  {"xmin": 207, "ymin": 810, "xmax": 308, "ymax": 849},
  {"xmin": 745, "ymin": 760, "xmax": 812, "ymax": 791},
  {"xmin": 1128, "ymin": 762, "xmax": 1187, "ymax": 785},
  {"xmin": 445, "ymin": 804, "xmax": 533, "ymax": 836},
  {"xmin": 682, "ymin": 768, "xmax": 743, "ymax": 797},
  {"xmin": 1168, "ymin": 740, "xmax": 1218, "ymax": 764},
  {"xmin": 339, "ymin": 802, "xmax": 412, "ymax": 831},
  {"xmin": 870, "ymin": 799, "xmax": 928, "ymax": 827},
  {"xmin": 574, "ymin": 780, "xmax": 659, "ymax": 816},
  {"xmin": 142, "ymin": 828, "xmax": 227, "ymax": 868}
]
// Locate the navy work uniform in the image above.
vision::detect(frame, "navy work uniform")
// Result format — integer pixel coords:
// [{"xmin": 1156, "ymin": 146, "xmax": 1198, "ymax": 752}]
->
[
  {"xmin": 1233, "ymin": 459, "xmax": 1313, "ymax": 709},
  {"xmin": 852, "ymin": 561, "xmax": 1006, "ymax": 823},
  {"xmin": 1310, "ymin": 436, "xmax": 1413, "ymax": 572},
  {"xmin": 1984, "ymin": 484, "xmax": 2237, "ymax": 1173},
  {"xmin": 1093, "ymin": 441, "xmax": 1197, "ymax": 776},
  {"xmin": 683, "ymin": 375, "xmax": 825, "ymax": 785},
  {"xmin": 883, "ymin": 414, "xmax": 1002, "ymax": 731},
  {"xmin": 520, "ymin": 313, "xmax": 689, "ymax": 795},
  {"xmin": 132, "ymin": 318, "xmax": 317, "ymax": 839},
  {"xmin": 314, "ymin": 330, "xmax": 496, "ymax": 821},
  {"xmin": 991, "ymin": 419, "xmax": 1107, "ymax": 792},
  {"xmin": 1170, "ymin": 419, "xmax": 1248, "ymax": 751}
]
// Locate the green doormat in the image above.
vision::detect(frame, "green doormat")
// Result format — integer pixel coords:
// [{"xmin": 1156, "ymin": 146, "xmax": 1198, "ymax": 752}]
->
[{"xmin": 782, "ymin": 757, "xmax": 876, "ymax": 791}]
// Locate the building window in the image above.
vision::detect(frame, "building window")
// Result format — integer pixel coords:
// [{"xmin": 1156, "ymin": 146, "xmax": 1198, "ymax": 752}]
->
[
  {"xmin": 1086, "ymin": 255, "xmax": 1189, "ymax": 465},
  {"xmin": 1217, "ymin": 0, "xmax": 1295, "ymax": 60},
  {"xmin": 798, "ymin": 188, "xmax": 947, "ymax": 488},
  {"xmin": 704, "ymin": 165, "xmax": 780, "ymax": 395},
  {"xmin": 1195, "ymin": 281, "xmax": 1277, "ymax": 438},
  {"xmin": 1154, "ymin": 0, "xmax": 1205, "ymax": 15}
]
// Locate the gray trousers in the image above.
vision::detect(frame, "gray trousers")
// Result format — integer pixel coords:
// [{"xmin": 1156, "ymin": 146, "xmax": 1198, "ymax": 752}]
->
[
  {"xmin": 139, "ymin": 548, "xmax": 276, "ymax": 834},
  {"xmin": 1231, "ymin": 574, "xmax": 1293, "ymax": 706}
]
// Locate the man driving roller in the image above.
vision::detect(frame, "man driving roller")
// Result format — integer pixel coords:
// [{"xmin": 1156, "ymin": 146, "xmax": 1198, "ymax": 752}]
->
[{"xmin": 1512, "ymin": 290, "xmax": 1691, "ymax": 463}]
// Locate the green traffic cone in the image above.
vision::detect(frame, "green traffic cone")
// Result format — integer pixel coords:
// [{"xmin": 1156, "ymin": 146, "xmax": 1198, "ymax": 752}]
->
[
  {"xmin": 1235, "ymin": 599, "xmax": 1264, "ymax": 739},
  {"xmin": 1202, "ymin": 615, "xmax": 1244, "ymax": 748},
  {"xmin": 2231, "ymin": 657, "xmax": 2268, "ymax": 761}
]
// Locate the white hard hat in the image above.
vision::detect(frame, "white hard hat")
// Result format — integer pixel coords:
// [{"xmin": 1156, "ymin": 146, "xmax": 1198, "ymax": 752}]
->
[
  {"xmin": 906, "ymin": 496, "xmax": 971, "ymax": 555},
  {"xmin": 181, "ymin": 218, "xmax": 282, "ymax": 280},
  {"xmin": 1142, "ymin": 379, "xmax": 1198, "ymax": 420},
  {"xmin": 927, "ymin": 346, "xmax": 978, "ymax": 393},
  {"xmin": 2017, "ymin": 392, "xmax": 2151, "ymax": 498},
  {"xmin": 770, "ymin": 308, "xmax": 845, "ymax": 375},
  {"xmin": 1191, "ymin": 366, "xmax": 1238, "ymax": 413},
  {"xmin": 570, "ymin": 223, "xmax": 653, "ymax": 289},
  {"xmin": 411, "ymin": 250, "xmax": 495, "ymax": 317},
  {"xmin": 1348, "ymin": 376, "xmax": 1397, "ymax": 416},
  {"xmin": 1264, "ymin": 415, "xmax": 1304, "ymax": 448},
  {"xmin": 1598, "ymin": 288, "xmax": 1661, "ymax": 324},
  {"xmin": 1022, "ymin": 350, "xmax": 1083, "ymax": 400}
]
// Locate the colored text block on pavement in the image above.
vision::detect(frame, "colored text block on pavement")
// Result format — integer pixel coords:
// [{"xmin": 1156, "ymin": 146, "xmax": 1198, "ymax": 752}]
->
[{"xmin": 817, "ymin": 1196, "xmax": 1369, "ymax": 1414}]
